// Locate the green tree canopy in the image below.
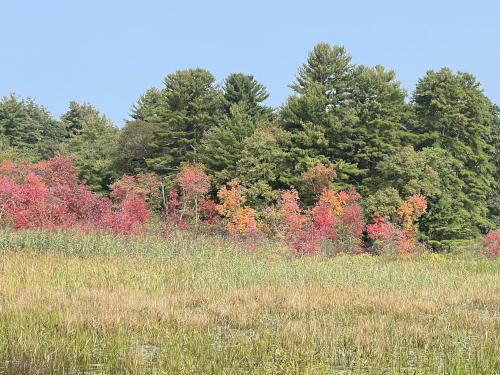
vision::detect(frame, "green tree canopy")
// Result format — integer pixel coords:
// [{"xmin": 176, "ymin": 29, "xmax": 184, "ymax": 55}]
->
[
  {"xmin": 280, "ymin": 43, "xmax": 409, "ymax": 189},
  {"xmin": 146, "ymin": 69, "xmax": 226, "ymax": 177},
  {"xmin": 411, "ymin": 68, "xmax": 496, "ymax": 235},
  {"xmin": 0, "ymin": 94, "xmax": 65, "ymax": 159},
  {"xmin": 61, "ymin": 102, "xmax": 118, "ymax": 192}
]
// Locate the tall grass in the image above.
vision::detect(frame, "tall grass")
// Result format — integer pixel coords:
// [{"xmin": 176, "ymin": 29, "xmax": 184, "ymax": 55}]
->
[{"xmin": 0, "ymin": 229, "xmax": 499, "ymax": 374}]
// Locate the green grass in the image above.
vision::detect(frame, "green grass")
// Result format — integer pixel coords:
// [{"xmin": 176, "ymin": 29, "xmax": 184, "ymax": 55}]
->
[{"xmin": 0, "ymin": 229, "xmax": 499, "ymax": 374}]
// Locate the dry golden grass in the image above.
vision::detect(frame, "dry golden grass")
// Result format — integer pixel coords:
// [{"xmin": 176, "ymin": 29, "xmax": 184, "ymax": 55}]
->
[{"xmin": 0, "ymin": 229, "xmax": 499, "ymax": 374}]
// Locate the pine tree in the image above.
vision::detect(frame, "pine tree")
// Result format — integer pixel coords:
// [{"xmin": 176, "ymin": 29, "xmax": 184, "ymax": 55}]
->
[
  {"xmin": 411, "ymin": 68, "xmax": 496, "ymax": 236},
  {"xmin": 0, "ymin": 94, "xmax": 41, "ymax": 151},
  {"xmin": 146, "ymin": 69, "xmax": 226, "ymax": 177},
  {"xmin": 223, "ymin": 73, "xmax": 272, "ymax": 120},
  {"xmin": 280, "ymin": 44, "xmax": 409, "ymax": 189},
  {"xmin": 114, "ymin": 120, "xmax": 159, "ymax": 174},
  {"xmin": 488, "ymin": 104, "xmax": 500, "ymax": 226},
  {"xmin": 61, "ymin": 102, "xmax": 119, "ymax": 192},
  {"xmin": 0, "ymin": 94, "xmax": 65, "ymax": 159},
  {"xmin": 235, "ymin": 123, "xmax": 291, "ymax": 208}
]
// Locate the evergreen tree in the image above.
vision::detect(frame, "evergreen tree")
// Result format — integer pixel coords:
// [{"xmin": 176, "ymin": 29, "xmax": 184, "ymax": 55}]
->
[
  {"xmin": 114, "ymin": 120, "xmax": 159, "ymax": 174},
  {"xmin": 25, "ymin": 99, "xmax": 66, "ymax": 159},
  {"xmin": 200, "ymin": 74, "xmax": 273, "ymax": 191},
  {"xmin": 235, "ymin": 123, "xmax": 291, "ymax": 208},
  {"xmin": 373, "ymin": 146, "xmax": 481, "ymax": 247},
  {"xmin": 61, "ymin": 102, "xmax": 119, "ymax": 192},
  {"xmin": 223, "ymin": 73, "xmax": 272, "ymax": 120},
  {"xmin": 0, "ymin": 94, "xmax": 40, "ymax": 151},
  {"xmin": 146, "ymin": 69, "xmax": 226, "ymax": 177},
  {"xmin": 411, "ymin": 68, "xmax": 496, "ymax": 236},
  {"xmin": 200, "ymin": 103, "xmax": 256, "ymax": 188},
  {"xmin": 488, "ymin": 104, "xmax": 500, "ymax": 226},
  {"xmin": 130, "ymin": 88, "xmax": 164, "ymax": 122},
  {"xmin": 0, "ymin": 94, "xmax": 65, "ymax": 159},
  {"xmin": 280, "ymin": 43, "xmax": 408, "ymax": 189}
]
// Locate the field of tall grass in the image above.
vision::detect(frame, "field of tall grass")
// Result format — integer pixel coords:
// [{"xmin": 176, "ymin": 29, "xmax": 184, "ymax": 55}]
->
[{"xmin": 0, "ymin": 229, "xmax": 499, "ymax": 374}]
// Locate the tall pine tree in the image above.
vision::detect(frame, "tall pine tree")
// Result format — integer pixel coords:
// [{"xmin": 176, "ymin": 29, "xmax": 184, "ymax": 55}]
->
[
  {"xmin": 411, "ymin": 68, "xmax": 496, "ymax": 236},
  {"xmin": 146, "ymin": 69, "xmax": 226, "ymax": 177}
]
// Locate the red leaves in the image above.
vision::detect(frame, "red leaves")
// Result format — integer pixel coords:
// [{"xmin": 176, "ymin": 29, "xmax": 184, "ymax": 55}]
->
[
  {"xmin": 0, "ymin": 157, "xmax": 151, "ymax": 235},
  {"xmin": 277, "ymin": 189, "xmax": 306, "ymax": 237},
  {"xmin": 483, "ymin": 231, "xmax": 500, "ymax": 257},
  {"xmin": 367, "ymin": 216, "xmax": 421, "ymax": 255},
  {"xmin": 199, "ymin": 199, "xmax": 220, "ymax": 224},
  {"xmin": 365, "ymin": 194, "xmax": 428, "ymax": 255},
  {"xmin": 367, "ymin": 216, "xmax": 394, "ymax": 243},
  {"xmin": 0, "ymin": 157, "xmax": 437, "ymax": 256},
  {"xmin": 107, "ymin": 198, "xmax": 150, "ymax": 235},
  {"xmin": 174, "ymin": 164, "xmax": 210, "ymax": 224},
  {"xmin": 110, "ymin": 173, "xmax": 160, "ymax": 203},
  {"xmin": 175, "ymin": 164, "xmax": 210, "ymax": 200},
  {"xmin": 276, "ymin": 187, "xmax": 364, "ymax": 255}
]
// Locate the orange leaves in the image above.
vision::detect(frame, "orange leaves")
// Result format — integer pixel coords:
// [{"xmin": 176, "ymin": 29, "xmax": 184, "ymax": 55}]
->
[
  {"xmin": 277, "ymin": 189, "xmax": 306, "ymax": 235},
  {"xmin": 217, "ymin": 181, "xmax": 259, "ymax": 238},
  {"xmin": 368, "ymin": 194, "xmax": 428, "ymax": 255},
  {"xmin": 396, "ymin": 194, "xmax": 428, "ymax": 233},
  {"xmin": 216, "ymin": 181, "xmax": 245, "ymax": 219},
  {"xmin": 300, "ymin": 163, "xmax": 336, "ymax": 197},
  {"xmin": 316, "ymin": 187, "xmax": 360, "ymax": 217}
]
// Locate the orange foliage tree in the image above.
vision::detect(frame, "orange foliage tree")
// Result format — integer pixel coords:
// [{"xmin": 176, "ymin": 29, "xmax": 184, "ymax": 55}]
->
[{"xmin": 217, "ymin": 181, "xmax": 259, "ymax": 238}]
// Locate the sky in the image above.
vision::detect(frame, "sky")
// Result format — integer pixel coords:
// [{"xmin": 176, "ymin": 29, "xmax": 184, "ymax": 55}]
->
[{"xmin": 1, "ymin": 0, "xmax": 499, "ymax": 126}]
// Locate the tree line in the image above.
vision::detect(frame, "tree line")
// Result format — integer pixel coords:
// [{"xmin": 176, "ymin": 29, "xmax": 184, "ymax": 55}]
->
[{"xmin": 1, "ymin": 43, "xmax": 499, "ymax": 249}]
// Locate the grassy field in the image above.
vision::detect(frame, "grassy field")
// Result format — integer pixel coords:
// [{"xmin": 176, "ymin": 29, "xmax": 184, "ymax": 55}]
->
[{"xmin": 0, "ymin": 230, "xmax": 499, "ymax": 374}]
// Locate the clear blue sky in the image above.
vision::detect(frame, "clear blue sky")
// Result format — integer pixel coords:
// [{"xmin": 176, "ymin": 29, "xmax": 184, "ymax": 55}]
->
[{"xmin": 1, "ymin": 0, "xmax": 499, "ymax": 126}]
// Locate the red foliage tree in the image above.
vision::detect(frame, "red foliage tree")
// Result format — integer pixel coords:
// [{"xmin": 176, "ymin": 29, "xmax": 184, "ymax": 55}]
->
[
  {"xmin": 0, "ymin": 157, "xmax": 152, "ymax": 235},
  {"xmin": 107, "ymin": 198, "xmax": 150, "ymax": 235},
  {"xmin": 199, "ymin": 199, "xmax": 220, "ymax": 224},
  {"xmin": 483, "ymin": 231, "xmax": 500, "ymax": 257},
  {"xmin": 175, "ymin": 164, "xmax": 210, "ymax": 224},
  {"xmin": 367, "ymin": 216, "xmax": 420, "ymax": 255},
  {"xmin": 110, "ymin": 172, "xmax": 160, "ymax": 203},
  {"xmin": 309, "ymin": 187, "xmax": 364, "ymax": 254}
]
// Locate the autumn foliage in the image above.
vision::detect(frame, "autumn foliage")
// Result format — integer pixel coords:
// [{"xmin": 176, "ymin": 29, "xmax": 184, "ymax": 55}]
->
[
  {"xmin": 0, "ymin": 157, "xmax": 442, "ymax": 256},
  {"xmin": 217, "ymin": 181, "xmax": 260, "ymax": 239},
  {"xmin": 0, "ymin": 157, "xmax": 150, "ymax": 235},
  {"xmin": 300, "ymin": 163, "xmax": 336, "ymax": 197},
  {"xmin": 174, "ymin": 163, "xmax": 210, "ymax": 223},
  {"xmin": 367, "ymin": 195, "xmax": 428, "ymax": 255},
  {"xmin": 274, "ymin": 187, "xmax": 364, "ymax": 255},
  {"xmin": 483, "ymin": 231, "xmax": 500, "ymax": 257}
]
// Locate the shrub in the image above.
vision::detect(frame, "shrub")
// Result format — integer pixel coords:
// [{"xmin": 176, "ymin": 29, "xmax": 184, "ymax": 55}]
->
[
  {"xmin": 300, "ymin": 163, "xmax": 336, "ymax": 198},
  {"xmin": 175, "ymin": 163, "xmax": 210, "ymax": 224},
  {"xmin": 0, "ymin": 157, "xmax": 152, "ymax": 235},
  {"xmin": 483, "ymin": 231, "xmax": 500, "ymax": 257},
  {"xmin": 110, "ymin": 172, "xmax": 160, "ymax": 203},
  {"xmin": 366, "ymin": 216, "xmax": 423, "ymax": 256},
  {"xmin": 397, "ymin": 194, "xmax": 428, "ymax": 234},
  {"xmin": 217, "ymin": 181, "xmax": 260, "ymax": 240},
  {"xmin": 310, "ymin": 187, "xmax": 364, "ymax": 255}
]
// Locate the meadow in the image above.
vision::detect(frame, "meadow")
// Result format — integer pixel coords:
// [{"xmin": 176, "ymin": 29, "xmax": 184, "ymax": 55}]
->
[{"xmin": 0, "ymin": 229, "xmax": 498, "ymax": 374}]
